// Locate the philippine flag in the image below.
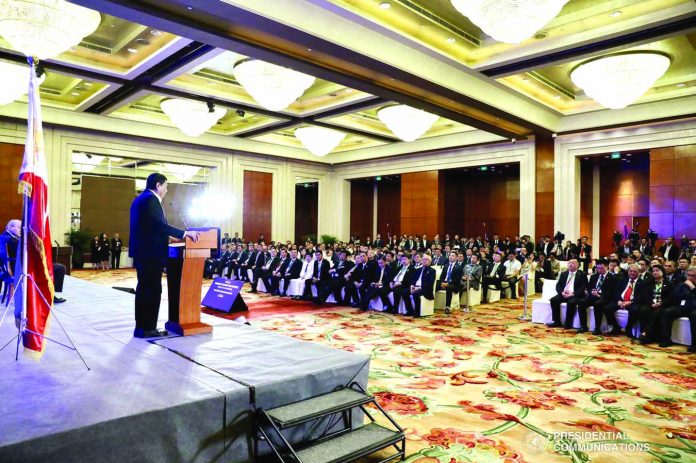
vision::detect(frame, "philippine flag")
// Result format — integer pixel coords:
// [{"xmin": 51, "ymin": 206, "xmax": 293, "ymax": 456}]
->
[{"xmin": 14, "ymin": 58, "xmax": 54, "ymax": 352}]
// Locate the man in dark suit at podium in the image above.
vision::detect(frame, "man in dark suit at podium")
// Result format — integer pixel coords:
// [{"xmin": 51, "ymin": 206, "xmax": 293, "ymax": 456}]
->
[{"xmin": 129, "ymin": 173, "xmax": 199, "ymax": 338}]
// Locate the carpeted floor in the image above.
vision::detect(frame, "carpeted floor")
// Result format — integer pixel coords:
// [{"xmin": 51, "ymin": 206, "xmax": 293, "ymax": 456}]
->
[{"xmin": 74, "ymin": 269, "xmax": 695, "ymax": 462}]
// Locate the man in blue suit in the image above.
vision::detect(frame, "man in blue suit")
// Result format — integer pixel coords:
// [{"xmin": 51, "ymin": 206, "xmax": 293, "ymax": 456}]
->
[{"xmin": 129, "ymin": 173, "xmax": 199, "ymax": 338}]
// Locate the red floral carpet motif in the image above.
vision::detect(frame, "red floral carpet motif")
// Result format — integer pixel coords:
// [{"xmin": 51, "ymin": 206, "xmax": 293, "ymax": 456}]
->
[{"xmin": 75, "ymin": 270, "xmax": 696, "ymax": 462}]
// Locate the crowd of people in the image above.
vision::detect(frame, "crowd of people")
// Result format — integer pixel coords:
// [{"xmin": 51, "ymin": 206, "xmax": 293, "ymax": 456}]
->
[{"xmin": 205, "ymin": 231, "xmax": 695, "ymax": 350}]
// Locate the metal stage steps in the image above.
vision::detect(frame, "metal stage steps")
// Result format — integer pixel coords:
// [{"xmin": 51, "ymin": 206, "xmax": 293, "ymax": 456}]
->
[{"xmin": 256, "ymin": 383, "xmax": 405, "ymax": 463}]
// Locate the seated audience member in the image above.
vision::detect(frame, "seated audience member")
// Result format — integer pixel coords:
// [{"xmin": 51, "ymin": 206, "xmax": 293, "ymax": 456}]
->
[
  {"xmin": 432, "ymin": 247, "xmax": 447, "ymax": 267},
  {"xmin": 503, "ymin": 252, "xmax": 522, "ymax": 299},
  {"xmin": 345, "ymin": 252, "xmax": 372, "ymax": 307},
  {"xmin": 362, "ymin": 256, "xmax": 392, "ymax": 311},
  {"xmin": 636, "ymin": 258, "xmax": 652, "ymax": 283},
  {"xmin": 462, "ymin": 254, "xmax": 482, "ymax": 294},
  {"xmin": 677, "ymin": 257, "xmax": 690, "ymax": 281},
  {"xmin": 482, "ymin": 253, "xmax": 506, "ymax": 302},
  {"xmin": 265, "ymin": 248, "xmax": 288, "ymax": 294},
  {"xmin": 254, "ymin": 248, "xmax": 279, "ymax": 292},
  {"xmin": 608, "ymin": 264, "xmax": 644, "ymax": 338},
  {"xmin": 249, "ymin": 245, "xmax": 270, "ymax": 292},
  {"xmin": 664, "ymin": 260, "xmax": 684, "ymax": 285},
  {"xmin": 535, "ymin": 254, "xmax": 552, "ymax": 292},
  {"xmin": 547, "ymin": 259, "xmax": 588, "ymax": 329},
  {"xmin": 403, "ymin": 254, "xmax": 435, "ymax": 317},
  {"xmin": 320, "ymin": 251, "xmax": 354, "ymax": 304},
  {"xmin": 608, "ymin": 258, "xmax": 626, "ymax": 278},
  {"xmin": 292, "ymin": 253, "xmax": 315, "ymax": 300},
  {"xmin": 658, "ymin": 266, "xmax": 696, "ymax": 351},
  {"xmin": 230, "ymin": 244, "xmax": 248, "ymax": 279},
  {"xmin": 276, "ymin": 249, "xmax": 302, "ymax": 296},
  {"xmin": 389, "ymin": 254, "xmax": 414, "ymax": 314},
  {"xmin": 437, "ymin": 251, "xmax": 462, "ymax": 314},
  {"xmin": 303, "ymin": 250, "xmax": 329, "ymax": 303},
  {"xmin": 576, "ymin": 259, "xmax": 617, "ymax": 334},
  {"xmin": 633, "ymin": 265, "xmax": 674, "ymax": 345},
  {"xmin": 238, "ymin": 244, "xmax": 257, "ymax": 281},
  {"xmin": 548, "ymin": 254, "xmax": 560, "ymax": 279}
]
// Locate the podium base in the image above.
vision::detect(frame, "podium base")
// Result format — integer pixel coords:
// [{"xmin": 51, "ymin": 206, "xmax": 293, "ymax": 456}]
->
[{"xmin": 165, "ymin": 321, "xmax": 213, "ymax": 336}]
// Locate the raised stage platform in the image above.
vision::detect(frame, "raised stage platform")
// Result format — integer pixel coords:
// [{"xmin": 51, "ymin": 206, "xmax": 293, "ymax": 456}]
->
[{"xmin": 0, "ymin": 276, "xmax": 369, "ymax": 463}]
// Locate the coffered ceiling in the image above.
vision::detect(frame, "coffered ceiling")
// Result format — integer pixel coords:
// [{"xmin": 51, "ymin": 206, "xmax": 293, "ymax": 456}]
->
[{"xmin": 0, "ymin": 0, "xmax": 694, "ymax": 164}]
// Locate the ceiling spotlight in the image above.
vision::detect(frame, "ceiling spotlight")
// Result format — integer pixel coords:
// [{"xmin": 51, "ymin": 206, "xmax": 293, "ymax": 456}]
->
[
  {"xmin": 186, "ymin": 5, "xmax": 193, "ymax": 10},
  {"xmin": 379, "ymin": 2, "xmax": 392, "ymax": 9},
  {"xmin": 511, "ymin": 138, "xmax": 517, "ymax": 143},
  {"xmin": 676, "ymin": 83, "xmax": 686, "ymax": 88},
  {"xmin": 127, "ymin": 47, "xmax": 138, "ymax": 53},
  {"xmin": 609, "ymin": 10, "xmax": 622, "ymax": 18},
  {"xmin": 446, "ymin": 37, "xmax": 456, "ymax": 44},
  {"xmin": 150, "ymin": 29, "xmax": 162, "ymax": 36},
  {"xmin": 554, "ymin": 95, "xmax": 561, "ymax": 99},
  {"xmin": 71, "ymin": 92, "xmax": 80, "ymax": 96},
  {"xmin": 552, "ymin": 133, "xmax": 557, "ymax": 138}
]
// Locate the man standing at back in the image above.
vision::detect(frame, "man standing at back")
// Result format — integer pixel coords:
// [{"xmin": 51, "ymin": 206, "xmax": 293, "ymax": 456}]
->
[{"xmin": 130, "ymin": 173, "xmax": 199, "ymax": 338}]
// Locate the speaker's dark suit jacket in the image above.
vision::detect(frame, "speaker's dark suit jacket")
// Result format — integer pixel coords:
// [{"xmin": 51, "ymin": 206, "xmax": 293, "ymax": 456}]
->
[{"xmin": 129, "ymin": 189, "xmax": 184, "ymax": 262}]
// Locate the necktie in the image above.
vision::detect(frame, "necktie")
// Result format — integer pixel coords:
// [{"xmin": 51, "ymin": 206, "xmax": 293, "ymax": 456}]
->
[
  {"xmin": 623, "ymin": 280, "xmax": 635, "ymax": 301},
  {"xmin": 564, "ymin": 273, "xmax": 575, "ymax": 292},
  {"xmin": 446, "ymin": 264, "xmax": 452, "ymax": 282},
  {"xmin": 596, "ymin": 275, "xmax": 604, "ymax": 290},
  {"xmin": 379, "ymin": 267, "xmax": 384, "ymax": 283}
]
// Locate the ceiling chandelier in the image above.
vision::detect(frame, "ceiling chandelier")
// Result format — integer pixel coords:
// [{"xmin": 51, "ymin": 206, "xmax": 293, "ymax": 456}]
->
[
  {"xmin": 160, "ymin": 98, "xmax": 226, "ymax": 137},
  {"xmin": 0, "ymin": 61, "xmax": 45, "ymax": 105},
  {"xmin": 164, "ymin": 163, "xmax": 201, "ymax": 183},
  {"xmin": 0, "ymin": 0, "xmax": 101, "ymax": 59},
  {"xmin": 377, "ymin": 105, "xmax": 439, "ymax": 142},
  {"xmin": 450, "ymin": 0, "xmax": 569, "ymax": 44},
  {"xmin": 570, "ymin": 52, "xmax": 671, "ymax": 109},
  {"xmin": 72, "ymin": 152, "xmax": 104, "ymax": 172},
  {"xmin": 233, "ymin": 59, "xmax": 315, "ymax": 111},
  {"xmin": 294, "ymin": 126, "xmax": 346, "ymax": 157}
]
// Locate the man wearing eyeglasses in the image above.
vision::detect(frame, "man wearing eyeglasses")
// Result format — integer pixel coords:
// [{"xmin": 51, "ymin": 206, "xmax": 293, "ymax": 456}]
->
[{"xmin": 658, "ymin": 266, "xmax": 696, "ymax": 352}]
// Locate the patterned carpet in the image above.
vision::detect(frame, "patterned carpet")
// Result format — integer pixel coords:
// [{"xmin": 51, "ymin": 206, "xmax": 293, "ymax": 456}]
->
[{"xmin": 73, "ymin": 269, "xmax": 695, "ymax": 463}]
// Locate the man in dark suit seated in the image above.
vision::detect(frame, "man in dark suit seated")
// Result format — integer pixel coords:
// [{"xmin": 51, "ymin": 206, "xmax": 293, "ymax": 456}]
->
[
  {"xmin": 266, "ymin": 248, "xmax": 289, "ymax": 294},
  {"xmin": 129, "ymin": 173, "xmax": 199, "ymax": 338},
  {"xmin": 320, "ymin": 251, "xmax": 354, "ymax": 304},
  {"xmin": 252, "ymin": 247, "xmax": 278, "ymax": 293},
  {"xmin": 437, "ymin": 251, "xmax": 462, "ymax": 314},
  {"xmin": 658, "ymin": 266, "xmax": 696, "ymax": 352},
  {"xmin": 389, "ymin": 254, "xmax": 413, "ymax": 314},
  {"xmin": 249, "ymin": 245, "xmax": 270, "ymax": 292},
  {"xmin": 403, "ymin": 254, "xmax": 435, "ymax": 317},
  {"xmin": 605, "ymin": 264, "xmax": 642, "ymax": 338},
  {"xmin": 345, "ymin": 252, "xmax": 372, "ymax": 307},
  {"xmin": 547, "ymin": 259, "xmax": 588, "ymax": 329},
  {"xmin": 576, "ymin": 259, "xmax": 617, "ymax": 334},
  {"xmin": 482, "ymin": 252, "xmax": 506, "ymax": 303},
  {"xmin": 303, "ymin": 250, "xmax": 329, "ymax": 303},
  {"xmin": 277, "ymin": 248, "xmax": 302, "ymax": 296},
  {"xmin": 361, "ymin": 256, "xmax": 392, "ymax": 311}
]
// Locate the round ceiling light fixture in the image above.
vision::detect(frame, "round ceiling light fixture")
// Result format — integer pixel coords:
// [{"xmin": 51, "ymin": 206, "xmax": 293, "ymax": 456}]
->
[
  {"xmin": 294, "ymin": 126, "xmax": 346, "ymax": 157},
  {"xmin": 377, "ymin": 104, "xmax": 439, "ymax": 142},
  {"xmin": 450, "ymin": 0, "xmax": 569, "ymax": 44},
  {"xmin": 160, "ymin": 98, "xmax": 227, "ymax": 137},
  {"xmin": 0, "ymin": 60, "xmax": 46, "ymax": 105},
  {"xmin": 233, "ymin": 59, "xmax": 315, "ymax": 111},
  {"xmin": 0, "ymin": 0, "xmax": 101, "ymax": 59},
  {"xmin": 570, "ymin": 52, "xmax": 671, "ymax": 109}
]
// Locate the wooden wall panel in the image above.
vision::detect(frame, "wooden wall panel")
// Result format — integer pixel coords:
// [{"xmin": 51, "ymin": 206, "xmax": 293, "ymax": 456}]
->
[
  {"xmin": 650, "ymin": 145, "xmax": 696, "ymax": 244},
  {"xmin": 535, "ymin": 135, "xmax": 555, "ymax": 239},
  {"xmin": 0, "ymin": 142, "xmax": 25, "ymax": 231},
  {"xmin": 243, "ymin": 170, "xmax": 272, "ymax": 242},
  {"xmin": 400, "ymin": 171, "xmax": 442, "ymax": 238},
  {"xmin": 443, "ymin": 168, "xmax": 520, "ymax": 239},
  {"xmin": 377, "ymin": 178, "xmax": 400, "ymax": 238},
  {"xmin": 599, "ymin": 153, "xmax": 650, "ymax": 256},
  {"xmin": 579, "ymin": 161, "xmax": 593, "ymax": 239},
  {"xmin": 80, "ymin": 176, "xmax": 136, "ymax": 243},
  {"xmin": 349, "ymin": 180, "xmax": 373, "ymax": 241},
  {"xmin": 295, "ymin": 182, "xmax": 318, "ymax": 243}
]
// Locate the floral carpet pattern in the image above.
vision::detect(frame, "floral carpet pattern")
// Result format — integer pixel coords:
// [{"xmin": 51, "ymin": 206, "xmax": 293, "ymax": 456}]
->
[
  {"xmin": 256, "ymin": 300, "xmax": 696, "ymax": 463},
  {"xmin": 74, "ymin": 270, "xmax": 695, "ymax": 462}
]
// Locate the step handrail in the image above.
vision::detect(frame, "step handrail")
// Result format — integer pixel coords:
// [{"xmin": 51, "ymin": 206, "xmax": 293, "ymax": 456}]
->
[{"xmin": 349, "ymin": 382, "xmax": 405, "ymax": 434}]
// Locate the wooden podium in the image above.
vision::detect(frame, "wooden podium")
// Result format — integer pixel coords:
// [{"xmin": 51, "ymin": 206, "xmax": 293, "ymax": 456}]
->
[{"xmin": 165, "ymin": 229, "xmax": 217, "ymax": 336}]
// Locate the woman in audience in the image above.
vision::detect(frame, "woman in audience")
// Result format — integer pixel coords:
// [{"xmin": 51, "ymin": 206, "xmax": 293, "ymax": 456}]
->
[
  {"xmin": 100, "ymin": 232, "xmax": 110, "ymax": 270},
  {"xmin": 635, "ymin": 264, "xmax": 674, "ymax": 345}
]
